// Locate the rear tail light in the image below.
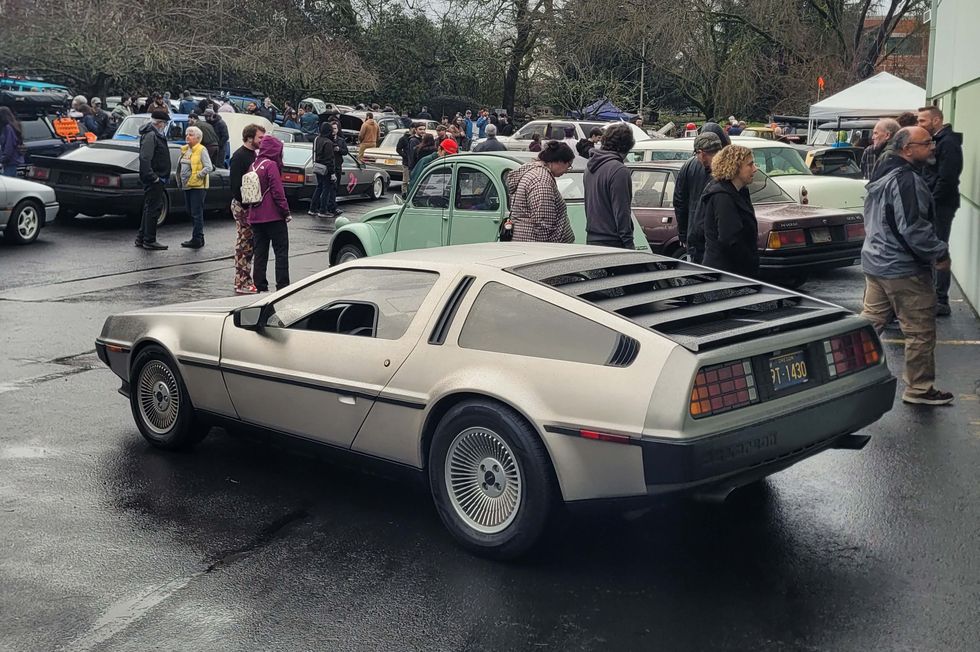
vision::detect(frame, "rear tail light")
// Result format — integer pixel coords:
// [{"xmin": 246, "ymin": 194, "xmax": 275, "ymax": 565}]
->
[
  {"xmin": 767, "ymin": 229, "xmax": 806, "ymax": 249},
  {"xmin": 282, "ymin": 171, "xmax": 305, "ymax": 184},
  {"xmin": 823, "ymin": 329, "xmax": 880, "ymax": 379},
  {"xmin": 28, "ymin": 166, "xmax": 49, "ymax": 180},
  {"xmin": 690, "ymin": 359, "xmax": 759, "ymax": 418},
  {"xmin": 92, "ymin": 174, "xmax": 120, "ymax": 188},
  {"xmin": 845, "ymin": 223, "xmax": 865, "ymax": 240}
]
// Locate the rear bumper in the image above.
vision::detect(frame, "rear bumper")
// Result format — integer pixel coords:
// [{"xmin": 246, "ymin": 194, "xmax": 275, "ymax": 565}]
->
[
  {"xmin": 760, "ymin": 244, "xmax": 862, "ymax": 273},
  {"xmin": 640, "ymin": 374, "xmax": 896, "ymax": 494},
  {"xmin": 51, "ymin": 186, "xmax": 144, "ymax": 216}
]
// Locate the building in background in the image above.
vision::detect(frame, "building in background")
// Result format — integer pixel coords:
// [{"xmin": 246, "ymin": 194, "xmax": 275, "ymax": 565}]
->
[
  {"xmin": 927, "ymin": 0, "xmax": 979, "ymax": 313},
  {"xmin": 867, "ymin": 13, "xmax": 930, "ymax": 87}
]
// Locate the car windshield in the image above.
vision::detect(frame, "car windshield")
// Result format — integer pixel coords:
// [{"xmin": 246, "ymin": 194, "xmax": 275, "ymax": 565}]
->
[
  {"xmin": 380, "ymin": 131, "xmax": 402, "ymax": 148},
  {"xmin": 555, "ymin": 171, "xmax": 585, "ymax": 200},
  {"xmin": 751, "ymin": 147, "xmax": 811, "ymax": 177},
  {"xmin": 748, "ymin": 172, "xmax": 795, "ymax": 204},
  {"xmin": 283, "ymin": 146, "xmax": 311, "ymax": 166},
  {"xmin": 113, "ymin": 116, "xmax": 150, "ymax": 139}
]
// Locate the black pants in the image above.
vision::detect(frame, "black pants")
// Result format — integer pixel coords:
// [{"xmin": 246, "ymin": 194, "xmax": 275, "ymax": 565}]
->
[
  {"xmin": 933, "ymin": 205, "xmax": 956, "ymax": 304},
  {"xmin": 138, "ymin": 182, "xmax": 165, "ymax": 243},
  {"xmin": 251, "ymin": 220, "xmax": 290, "ymax": 291}
]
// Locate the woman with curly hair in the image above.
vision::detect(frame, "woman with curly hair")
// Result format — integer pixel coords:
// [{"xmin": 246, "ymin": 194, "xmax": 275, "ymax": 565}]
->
[{"xmin": 691, "ymin": 144, "xmax": 760, "ymax": 276}]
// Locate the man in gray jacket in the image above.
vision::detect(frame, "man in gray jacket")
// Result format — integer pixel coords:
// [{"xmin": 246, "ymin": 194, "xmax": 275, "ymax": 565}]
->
[
  {"xmin": 673, "ymin": 132, "xmax": 722, "ymax": 262},
  {"xmin": 860, "ymin": 126, "xmax": 953, "ymax": 406}
]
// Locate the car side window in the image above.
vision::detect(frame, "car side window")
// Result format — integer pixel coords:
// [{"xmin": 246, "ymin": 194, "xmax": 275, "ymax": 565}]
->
[
  {"xmin": 412, "ymin": 168, "xmax": 452, "ymax": 209},
  {"xmin": 546, "ymin": 123, "xmax": 573, "ymax": 140},
  {"xmin": 167, "ymin": 122, "xmax": 186, "ymax": 141},
  {"xmin": 661, "ymin": 172, "xmax": 676, "ymax": 208},
  {"xmin": 458, "ymin": 282, "xmax": 621, "ymax": 365},
  {"xmin": 21, "ymin": 119, "xmax": 53, "ymax": 142},
  {"xmin": 630, "ymin": 170, "xmax": 670, "ymax": 208},
  {"xmin": 515, "ymin": 124, "xmax": 545, "ymax": 140},
  {"xmin": 455, "ymin": 167, "xmax": 499, "ymax": 211},
  {"xmin": 266, "ymin": 268, "xmax": 439, "ymax": 340}
]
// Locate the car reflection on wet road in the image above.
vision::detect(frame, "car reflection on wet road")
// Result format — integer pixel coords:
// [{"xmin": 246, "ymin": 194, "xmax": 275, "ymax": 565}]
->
[{"xmin": 1, "ymin": 201, "xmax": 979, "ymax": 651}]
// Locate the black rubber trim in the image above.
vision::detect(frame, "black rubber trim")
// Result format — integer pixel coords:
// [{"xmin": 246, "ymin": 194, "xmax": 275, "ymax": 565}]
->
[
  {"xmin": 199, "ymin": 360, "xmax": 426, "ymax": 410},
  {"xmin": 428, "ymin": 275, "xmax": 475, "ymax": 345}
]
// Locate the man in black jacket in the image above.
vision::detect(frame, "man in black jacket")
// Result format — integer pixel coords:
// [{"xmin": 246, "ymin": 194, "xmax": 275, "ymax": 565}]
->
[
  {"xmin": 918, "ymin": 106, "xmax": 964, "ymax": 316},
  {"xmin": 584, "ymin": 123, "xmax": 636, "ymax": 249},
  {"xmin": 673, "ymin": 132, "xmax": 722, "ymax": 263},
  {"xmin": 396, "ymin": 124, "xmax": 418, "ymax": 196},
  {"xmin": 135, "ymin": 110, "xmax": 172, "ymax": 250},
  {"xmin": 205, "ymin": 109, "xmax": 229, "ymax": 168}
]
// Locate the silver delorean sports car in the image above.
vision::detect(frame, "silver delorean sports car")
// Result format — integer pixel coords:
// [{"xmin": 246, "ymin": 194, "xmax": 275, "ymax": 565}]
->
[{"xmin": 96, "ymin": 244, "xmax": 896, "ymax": 558}]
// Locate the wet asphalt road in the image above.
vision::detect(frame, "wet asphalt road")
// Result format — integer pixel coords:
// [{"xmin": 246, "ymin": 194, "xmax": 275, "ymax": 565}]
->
[{"xmin": 2, "ymin": 194, "xmax": 980, "ymax": 651}]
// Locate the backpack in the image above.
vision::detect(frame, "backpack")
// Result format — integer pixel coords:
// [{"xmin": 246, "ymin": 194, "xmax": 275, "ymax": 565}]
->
[{"xmin": 240, "ymin": 159, "xmax": 270, "ymax": 207}]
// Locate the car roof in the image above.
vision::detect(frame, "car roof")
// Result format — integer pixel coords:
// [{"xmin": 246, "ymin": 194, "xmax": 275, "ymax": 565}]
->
[
  {"xmin": 356, "ymin": 242, "xmax": 623, "ymax": 270},
  {"xmin": 627, "ymin": 160, "xmax": 686, "ymax": 170}
]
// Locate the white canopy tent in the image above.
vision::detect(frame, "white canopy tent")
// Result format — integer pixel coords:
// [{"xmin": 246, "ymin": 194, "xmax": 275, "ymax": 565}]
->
[{"xmin": 808, "ymin": 72, "xmax": 926, "ymax": 122}]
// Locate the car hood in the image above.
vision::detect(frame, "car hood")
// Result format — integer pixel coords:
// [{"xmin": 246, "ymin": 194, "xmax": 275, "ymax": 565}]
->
[
  {"xmin": 1, "ymin": 175, "xmax": 58, "ymax": 199},
  {"xmin": 754, "ymin": 201, "xmax": 862, "ymax": 225},
  {"xmin": 136, "ymin": 294, "xmax": 261, "ymax": 314}
]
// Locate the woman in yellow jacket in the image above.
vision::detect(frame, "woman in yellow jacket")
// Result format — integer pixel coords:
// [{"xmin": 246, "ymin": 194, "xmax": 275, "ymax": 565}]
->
[{"xmin": 177, "ymin": 126, "xmax": 214, "ymax": 248}]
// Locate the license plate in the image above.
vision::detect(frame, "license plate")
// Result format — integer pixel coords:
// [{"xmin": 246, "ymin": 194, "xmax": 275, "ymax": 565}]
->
[
  {"xmin": 810, "ymin": 227, "xmax": 832, "ymax": 244},
  {"xmin": 768, "ymin": 350, "xmax": 809, "ymax": 392}
]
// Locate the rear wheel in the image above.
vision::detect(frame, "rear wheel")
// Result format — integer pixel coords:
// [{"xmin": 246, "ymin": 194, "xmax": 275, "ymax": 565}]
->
[
  {"xmin": 129, "ymin": 345, "xmax": 209, "ymax": 450},
  {"xmin": 335, "ymin": 243, "xmax": 365, "ymax": 265},
  {"xmin": 428, "ymin": 399, "xmax": 558, "ymax": 560},
  {"xmin": 5, "ymin": 200, "xmax": 42, "ymax": 244},
  {"xmin": 156, "ymin": 192, "xmax": 171, "ymax": 226},
  {"xmin": 368, "ymin": 175, "xmax": 385, "ymax": 200}
]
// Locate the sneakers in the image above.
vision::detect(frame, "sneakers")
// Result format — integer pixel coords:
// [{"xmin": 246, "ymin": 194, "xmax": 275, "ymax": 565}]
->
[
  {"xmin": 134, "ymin": 237, "xmax": 144, "ymax": 247},
  {"xmin": 307, "ymin": 210, "xmax": 317, "ymax": 216},
  {"xmin": 902, "ymin": 387, "xmax": 954, "ymax": 406},
  {"xmin": 181, "ymin": 238, "xmax": 205, "ymax": 249},
  {"xmin": 235, "ymin": 285, "xmax": 258, "ymax": 295},
  {"xmin": 936, "ymin": 303, "xmax": 951, "ymax": 317},
  {"xmin": 142, "ymin": 241, "xmax": 168, "ymax": 250}
]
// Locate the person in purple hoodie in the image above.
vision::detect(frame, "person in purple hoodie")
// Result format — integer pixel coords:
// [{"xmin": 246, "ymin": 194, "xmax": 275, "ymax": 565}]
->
[
  {"xmin": 0, "ymin": 107, "xmax": 25, "ymax": 177},
  {"xmin": 247, "ymin": 136, "xmax": 291, "ymax": 291}
]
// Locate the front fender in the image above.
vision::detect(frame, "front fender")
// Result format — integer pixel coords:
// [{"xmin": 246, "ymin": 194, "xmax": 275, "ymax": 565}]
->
[{"xmin": 328, "ymin": 222, "xmax": 386, "ymax": 263}]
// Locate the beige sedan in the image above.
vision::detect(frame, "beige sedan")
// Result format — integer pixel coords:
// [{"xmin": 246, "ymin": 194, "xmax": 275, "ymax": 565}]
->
[
  {"xmin": 96, "ymin": 244, "xmax": 895, "ymax": 558},
  {"xmin": 361, "ymin": 128, "xmax": 439, "ymax": 179}
]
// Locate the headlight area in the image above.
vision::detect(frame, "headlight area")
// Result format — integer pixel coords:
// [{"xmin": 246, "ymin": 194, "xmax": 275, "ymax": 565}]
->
[{"xmin": 690, "ymin": 327, "xmax": 882, "ymax": 419}]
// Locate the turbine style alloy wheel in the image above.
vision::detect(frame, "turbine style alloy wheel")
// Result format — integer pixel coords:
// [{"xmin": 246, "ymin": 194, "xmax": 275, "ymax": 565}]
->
[
  {"xmin": 445, "ymin": 427, "xmax": 523, "ymax": 534},
  {"xmin": 137, "ymin": 360, "xmax": 180, "ymax": 434}
]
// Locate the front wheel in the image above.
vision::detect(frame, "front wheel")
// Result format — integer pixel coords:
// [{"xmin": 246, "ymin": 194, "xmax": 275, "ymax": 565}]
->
[
  {"xmin": 129, "ymin": 345, "xmax": 209, "ymax": 450},
  {"xmin": 5, "ymin": 200, "xmax": 42, "ymax": 244},
  {"xmin": 428, "ymin": 399, "xmax": 558, "ymax": 560},
  {"xmin": 368, "ymin": 175, "xmax": 385, "ymax": 200},
  {"xmin": 334, "ymin": 242, "xmax": 365, "ymax": 265}
]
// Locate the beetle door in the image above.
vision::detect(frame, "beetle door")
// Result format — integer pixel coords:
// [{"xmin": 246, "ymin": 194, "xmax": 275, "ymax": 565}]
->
[
  {"xmin": 396, "ymin": 163, "xmax": 450, "ymax": 251},
  {"xmin": 447, "ymin": 164, "xmax": 503, "ymax": 245}
]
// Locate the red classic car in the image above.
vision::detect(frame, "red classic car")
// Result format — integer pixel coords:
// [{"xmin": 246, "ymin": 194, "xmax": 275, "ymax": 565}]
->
[{"xmin": 629, "ymin": 162, "xmax": 866, "ymax": 286}]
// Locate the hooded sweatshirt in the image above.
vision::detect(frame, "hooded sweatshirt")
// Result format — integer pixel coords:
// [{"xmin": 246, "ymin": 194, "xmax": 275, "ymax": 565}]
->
[
  {"xmin": 247, "ymin": 136, "xmax": 290, "ymax": 224},
  {"xmin": 861, "ymin": 154, "xmax": 948, "ymax": 279},
  {"xmin": 584, "ymin": 149, "xmax": 634, "ymax": 248},
  {"xmin": 701, "ymin": 122, "xmax": 731, "ymax": 148},
  {"xmin": 696, "ymin": 179, "xmax": 758, "ymax": 276},
  {"xmin": 921, "ymin": 125, "xmax": 963, "ymax": 209}
]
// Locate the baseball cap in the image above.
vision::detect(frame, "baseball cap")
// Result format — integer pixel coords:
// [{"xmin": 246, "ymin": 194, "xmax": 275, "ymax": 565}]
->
[
  {"xmin": 693, "ymin": 132, "xmax": 723, "ymax": 153},
  {"xmin": 439, "ymin": 138, "xmax": 459, "ymax": 154}
]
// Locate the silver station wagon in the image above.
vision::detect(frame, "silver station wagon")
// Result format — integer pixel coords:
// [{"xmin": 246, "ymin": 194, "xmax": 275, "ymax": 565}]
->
[{"xmin": 96, "ymin": 244, "xmax": 895, "ymax": 558}]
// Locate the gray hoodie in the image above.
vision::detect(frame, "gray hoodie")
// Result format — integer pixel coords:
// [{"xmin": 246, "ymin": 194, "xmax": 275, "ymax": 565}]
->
[
  {"xmin": 584, "ymin": 149, "xmax": 634, "ymax": 248},
  {"xmin": 861, "ymin": 155, "xmax": 948, "ymax": 279}
]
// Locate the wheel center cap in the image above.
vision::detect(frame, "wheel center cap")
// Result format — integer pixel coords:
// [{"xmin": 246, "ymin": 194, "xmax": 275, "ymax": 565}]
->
[
  {"xmin": 478, "ymin": 457, "xmax": 505, "ymax": 498},
  {"xmin": 153, "ymin": 381, "xmax": 170, "ymax": 410}
]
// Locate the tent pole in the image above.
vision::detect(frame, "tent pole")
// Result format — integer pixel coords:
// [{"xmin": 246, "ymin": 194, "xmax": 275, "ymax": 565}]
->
[{"xmin": 639, "ymin": 41, "xmax": 645, "ymax": 117}]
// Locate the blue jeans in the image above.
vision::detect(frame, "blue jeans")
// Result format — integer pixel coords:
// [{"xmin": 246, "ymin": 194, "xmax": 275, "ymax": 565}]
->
[
  {"xmin": 311, "ymin": 173, "xmax": 336, "ymax": 214},
  {"xmin": 183, "ymin": 189, "xmax": 206, "ymax": 240}
]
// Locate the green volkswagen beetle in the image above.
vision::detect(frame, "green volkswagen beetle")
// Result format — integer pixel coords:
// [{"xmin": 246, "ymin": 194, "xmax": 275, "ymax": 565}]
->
[{"xmin": 327, "ymin": 152, "xmax": 650, "ymax": 265}]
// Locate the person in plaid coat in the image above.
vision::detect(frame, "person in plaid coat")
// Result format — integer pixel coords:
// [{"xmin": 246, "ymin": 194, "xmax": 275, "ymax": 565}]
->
[{"xmin": 506, "ymin": 142, "xmax": 576, "ymax": 243}]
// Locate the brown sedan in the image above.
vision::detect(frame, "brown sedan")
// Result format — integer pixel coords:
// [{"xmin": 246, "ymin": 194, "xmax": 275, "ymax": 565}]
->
[{"xmin": 629, "ymin": 162, "xmax": 866, "ymax": 285}]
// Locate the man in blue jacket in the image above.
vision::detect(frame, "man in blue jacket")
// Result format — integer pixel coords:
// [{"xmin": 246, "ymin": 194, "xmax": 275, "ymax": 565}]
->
[{"xmin": 860, "ymin": 127, "xmax": 952, "ymax": 406}]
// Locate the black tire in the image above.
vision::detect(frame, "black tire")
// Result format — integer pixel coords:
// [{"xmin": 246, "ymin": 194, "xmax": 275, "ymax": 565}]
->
[
  {"xmin": 129, "ymin": 345, "xmax": 209, "ymax": 451},
  {"xmin": 156, "ymin": 192, "xmax": 171, "ymax": 227},
  {"xmin": 428, "ymin": 399, "xmax": 558, "ymax": 560},
  {"xmin": 5, "ymin": 200, "xmax": 42, "ymax": 244},
  {"xmin": 368, "ymin": 175, "xmax": 385, "ymax": 200},
  {"xmin": 335, "ymin": 242, "xmax": 365, "ymax": 265}
]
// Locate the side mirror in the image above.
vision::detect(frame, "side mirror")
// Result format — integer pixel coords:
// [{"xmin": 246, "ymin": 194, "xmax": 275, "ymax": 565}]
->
[
  {"xmin": 234, "ymin": 305, "xmax": 265, "ymax": 331},
  {"xmin": 393, "ymin": 194, "xmax": 404, "ymax": 205}
]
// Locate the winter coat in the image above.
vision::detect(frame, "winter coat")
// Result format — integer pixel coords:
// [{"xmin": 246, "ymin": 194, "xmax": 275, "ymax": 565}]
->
[
  {"xmin": 313, "ymin": 135, "xmax": 336, "ymax": 175},
  {"xmin": 473, "ymin": 136, "xmax": 507, "ymax": 152},
  {"xmin": 921, "ymin": 125, "xmax": 963, "ymax": 209},
  {"xmin": 464, "ymin": 116, "xmax": 488, "ymax": 140},
  {"xmin": 247, "ymin": 137, "xmax": 290, "ymax": 224},
  {"xmin": 861, "ymin": 142, "xmax": 888, "ymax": 180},
  {"xmin": 0, "ymin": 123, "xmax": 24, "ymax": 167},
  {"xmin": 506, "ymin": 160, "xmax": 574, "ymax": 244},
  {"xmin": 359, "ymin": 119, "xmax": 379, "ymax": 146},
  {"xmin": 861, "ymin": 155, "xmax": 948, "ymax": 279},
  {"xmin": 498, "ymin": 121, "xmax": 514, "ymax": 137},
  {"xmin": 178, "ymin": 99, "xmax": 198, "ymax": 115},
  {"xmin": 584, "ymin": 149, "xmax": 634, "ymax": 248},
  {"xmin": 209, "ymin": 116, "xmax": 229, "ymax": 151},
  {"xmin": 673, "ymin": 156, "xmax": 712, "ymax": 242},
  {"xmin": 177, "ymin": 142, "xmax": 214, "ymax": 189},
  {"xmin": 396, "ymin": 131, "xmax": 413, "ymax": 166},
  {"xmin": 697, "ymin": 179, "xmax": 759, "ymax": 277},
  {"xmin": 194, "ymin": 121, "xmax": 219, "ymax": 148},
  {"xmin": 332, "ymin": 133, "xmax": 348, "ymax": 171},
  {"xmin": 138, "ymin": 122, "xmax": 171, "ymax": 185},
  {"xmin": 405, "ymin": 135, "xmax": 422, "ymax": 169}
]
